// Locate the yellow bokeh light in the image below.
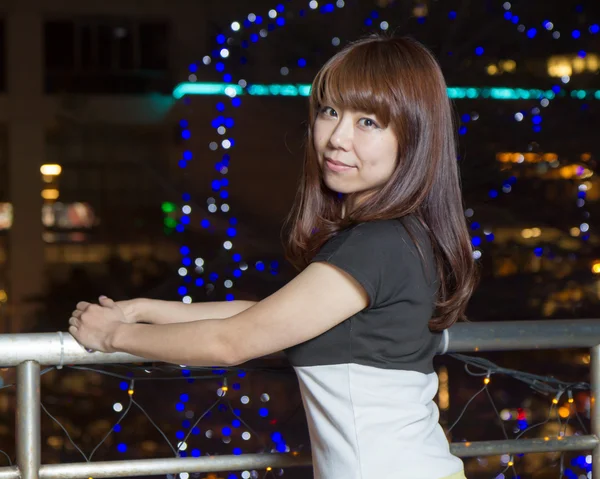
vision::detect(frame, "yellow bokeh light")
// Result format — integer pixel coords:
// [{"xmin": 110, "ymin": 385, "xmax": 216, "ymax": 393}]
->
[
  {"xmin": 573, "ymin": 56, "xmax": 586, "ymax": 73},
  {"xmin": 501, "ymin": 59, "xmax": 516, "ymax": 72},
  {"xmin": 558, "ymin": 406, "xmax": 570, "ymax": 418},
  {"xmin": 0, "ymin": 290, "xmax": 7, "ymax": 303},
  {"xmin": 521, "ymin": 229, "xmax": 533, "ymax": 239},
  {"xmin": 41, "ymin": 189, "xmax": 59, "ymax": 200},
  {"xmin": 571, "ymin": 227, "xmax": 581, "ymax": 237},
  {"xmin": 40, "ymin": 164, "xmax": 62, "ymax": 176},
  {"xmin": 592, "ymin": 262, "xmax": 600, "ymax": 274},
  {"xmin": 486, "ymin": 64, "xmax": 498, "ymax": 75}
]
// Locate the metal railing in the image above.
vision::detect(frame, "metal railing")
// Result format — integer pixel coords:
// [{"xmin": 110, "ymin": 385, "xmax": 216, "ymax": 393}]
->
[{"xmin": 0, "ymin": 318, "xmax": 599, "ymax": 478}]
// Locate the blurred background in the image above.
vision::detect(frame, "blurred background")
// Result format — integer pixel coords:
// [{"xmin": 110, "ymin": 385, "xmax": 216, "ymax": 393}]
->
[{"xmin": 0, "ymin": 0, "xmax": 599, "ymax": 477}]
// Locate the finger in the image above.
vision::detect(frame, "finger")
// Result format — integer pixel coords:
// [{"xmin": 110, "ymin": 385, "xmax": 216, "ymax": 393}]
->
[
  {"xmin": 99, "ymin": 296, "xmax": 116, "ymax": 308},
  {"xmin": 76, "ymin": 301, "xmax": 91, "ymax": 311},
  {"xmin": 68, "ymin": 325, "xmax": 78, "ymax": 336},
  {"xmin": 72, "ymin": 310, "xmax": 82, "ymax": 318},
  {"xmin": 68, "ymin": 317, "xmax": 79, "ymax": 327}
]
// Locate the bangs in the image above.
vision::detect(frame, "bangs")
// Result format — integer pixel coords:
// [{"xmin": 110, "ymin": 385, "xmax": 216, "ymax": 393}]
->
[{"xmin": 312, "ymin": 42, "xmax": 397, "ymax": 127}]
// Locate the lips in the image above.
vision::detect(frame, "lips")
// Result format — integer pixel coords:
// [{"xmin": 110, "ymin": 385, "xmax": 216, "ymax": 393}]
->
[{"xmin": 325, "ymin": 157, "xmax": 353, "ymax": 167}]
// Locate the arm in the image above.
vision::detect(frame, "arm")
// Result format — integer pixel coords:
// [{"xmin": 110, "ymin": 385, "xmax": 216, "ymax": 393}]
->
[
  {"xmin": 108, "ymin": 262, "xmax": 368, "ymax": 367},
  {"xmin": 126, "ymin": 298, "xmax": 257, "ymax": 325}
]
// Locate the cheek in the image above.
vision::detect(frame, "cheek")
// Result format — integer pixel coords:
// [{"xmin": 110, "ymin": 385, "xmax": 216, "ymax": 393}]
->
[
  {"xmin": 357, "ymin": 140, "xmax": 397, "ymax": 180},
  {"xmin": 312, "ymin": 127, "xmax": 326, "ymax": 151}
]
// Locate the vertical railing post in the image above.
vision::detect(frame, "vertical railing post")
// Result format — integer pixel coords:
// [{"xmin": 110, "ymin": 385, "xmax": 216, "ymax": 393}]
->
[
  {"xmin": 16, "ymin": 361, "xmax": 41, "ymax": 479},
  {"xmin": 591, "ymin": 345, "xmax": 600, "ymax": 478}
]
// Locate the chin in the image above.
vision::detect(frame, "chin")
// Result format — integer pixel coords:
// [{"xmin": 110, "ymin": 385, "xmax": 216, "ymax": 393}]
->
[{"xmin": 323, "ymin": 178, "xmax": 358, "ymax": 195}]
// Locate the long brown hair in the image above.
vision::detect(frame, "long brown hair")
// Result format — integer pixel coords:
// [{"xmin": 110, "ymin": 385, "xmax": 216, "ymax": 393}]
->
[{"xmin": 283, "ymin": 35, "xmax": 478, "ymax": 331}]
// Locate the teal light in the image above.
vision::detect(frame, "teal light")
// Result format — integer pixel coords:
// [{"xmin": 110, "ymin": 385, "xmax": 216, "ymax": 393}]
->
[
  {"xmin": 172, "ymin": 82, "xmax": 600, "ymax": 101},
  {"xmin": 172, "ymin": 82, "xmax": 243, "ymax": 99}
]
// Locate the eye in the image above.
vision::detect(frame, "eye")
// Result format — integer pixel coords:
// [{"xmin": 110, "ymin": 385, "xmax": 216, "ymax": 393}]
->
[
  {"xmin": 358, "ymin": 117, "xmax": 379, "ymax": 129},
  {"xmin": 319, "ymin": 106, "xmax": 337, "ymax": 118}
]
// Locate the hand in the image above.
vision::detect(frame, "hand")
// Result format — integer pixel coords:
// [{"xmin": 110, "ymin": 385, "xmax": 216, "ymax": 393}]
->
[
  {"xmin": 68, "ymin": 296, "xmax": 128, "ymax": 353},
  {"xmin": 114, "ymin": 298, "xmax": 141, "ymax": 324}
]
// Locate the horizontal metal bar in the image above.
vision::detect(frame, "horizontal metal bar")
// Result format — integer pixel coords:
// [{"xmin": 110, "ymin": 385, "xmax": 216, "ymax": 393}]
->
[
  {"xmin": 451, "ymin": 435, "xmax": 599, "ymax": 457},
  {"xmin": 2, "ymin": 319, "xmax": 600, "ymax": 367},
  {"xmin": 38, "ymin": 454, "xmax": 313, "ymax": 479},
  {"xmin": 0, "ymin": 436, "xmax": 596, "ymax": 479},
  {"xmin": 446, "ymin": 319, "xmax": 600, "ymax": 352},
  {"xmin": 0, "ymin": 467, "xmax": 18, "ymax": 479},
  {"xmin": 0, "ymin": 333, "xmax": 146, "ymax": 367}
]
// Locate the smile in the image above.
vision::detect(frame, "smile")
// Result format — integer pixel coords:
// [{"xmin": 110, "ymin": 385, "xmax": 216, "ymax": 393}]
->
[{"xmin": 325, "ymin": 158, "xmax": 356, "ymax": 172}]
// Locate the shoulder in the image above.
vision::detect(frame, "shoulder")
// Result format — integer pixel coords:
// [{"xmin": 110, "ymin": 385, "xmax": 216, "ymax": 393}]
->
[{"xmin": 316, "ymin": 219, "xmax": 414, "ymax": 259}]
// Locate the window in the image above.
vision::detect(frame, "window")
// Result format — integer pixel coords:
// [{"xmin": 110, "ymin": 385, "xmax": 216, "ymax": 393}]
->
[
  {"xmin": 140, "ymin": 22, "xmax": 168, "ymax": 70},
  {"xmin": 0, "ymin": 20, "xmax": 5, "ymax": 92},
  {"xmin": 44, "ymin": 21, "xmax": 75, "ymax": 70},
  {"xmin": 0, "ymin": 127, "xmax": 8, "ymax": 202},
  {"xmin": 44, "ymin": 17, "xmax": 171, "ymax": 94},
  {"xmin": 45, "ymin": 125, "xmax": 169, "ymax": 241}
]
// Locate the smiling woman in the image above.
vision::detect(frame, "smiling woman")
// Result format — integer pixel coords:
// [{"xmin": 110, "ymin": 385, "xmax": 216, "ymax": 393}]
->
[
  {"xmin": 69, "ymin": 34, "xmax": 474, "ymax": 479},
  {"xmin": 314, "ymin": 103, "xmax": 398, "ymax": 198}
]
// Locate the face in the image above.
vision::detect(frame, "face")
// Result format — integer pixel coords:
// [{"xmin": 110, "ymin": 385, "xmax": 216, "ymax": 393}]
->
[{"xmin": 313, "ymin": 104, "xmax": 398, "ymax": 207}]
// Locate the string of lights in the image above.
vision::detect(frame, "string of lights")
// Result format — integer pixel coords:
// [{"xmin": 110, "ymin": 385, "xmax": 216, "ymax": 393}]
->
[
  {"xmin": 0, "ymin": 353, "xmax": 592, "ymax": 478},
  {"xmin": 501, "ymin": 1, "xmax": 600, "ymax": 42}
]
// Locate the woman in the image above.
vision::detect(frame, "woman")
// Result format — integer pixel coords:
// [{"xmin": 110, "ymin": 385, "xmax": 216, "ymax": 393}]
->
[{"xmin": 69, "ymin": 35, "xmax": 476, "ymax": 479}]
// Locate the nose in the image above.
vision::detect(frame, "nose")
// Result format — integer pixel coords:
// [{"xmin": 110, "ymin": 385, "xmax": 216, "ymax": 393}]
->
[{"xmin": 328, "ymin": 116, "xmax": 353, "ymax": 151}]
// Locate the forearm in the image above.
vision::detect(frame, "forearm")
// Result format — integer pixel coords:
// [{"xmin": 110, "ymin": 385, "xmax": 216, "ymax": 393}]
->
[
  {"xmin": 112, "ymin": 320, "xmax": 233, "ymax": 366},
  {"xmin": 135, "ymin": 299, "xmax": 257, "ymax": 325}
]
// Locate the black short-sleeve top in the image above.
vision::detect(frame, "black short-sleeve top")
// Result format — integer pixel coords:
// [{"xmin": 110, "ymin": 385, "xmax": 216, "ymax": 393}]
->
[{"xmin": 284, "ymin": 216, "xmax": 443, "ymax": 374}]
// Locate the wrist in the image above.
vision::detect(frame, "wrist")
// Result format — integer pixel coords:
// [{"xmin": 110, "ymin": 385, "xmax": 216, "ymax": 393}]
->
[{"xmin": 110, "ymin": 322, "xmax": 134, "ymax": 353}]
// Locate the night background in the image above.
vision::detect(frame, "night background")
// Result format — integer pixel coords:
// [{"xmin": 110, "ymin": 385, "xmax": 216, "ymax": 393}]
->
[{"xmin": 0, "ymin": 0, "xmax": 599, "ymax": 478}]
